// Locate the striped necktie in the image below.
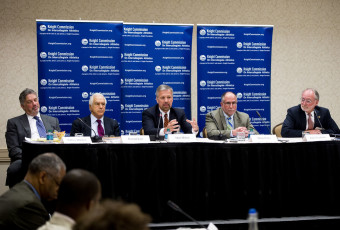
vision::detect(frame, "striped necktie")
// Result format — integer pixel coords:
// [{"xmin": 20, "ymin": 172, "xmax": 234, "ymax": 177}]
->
[
  {"xmin": 33, "ymin": 116, "xmax": 47, "ymax": 137},
  {"xmin": 227, "ymin": 117, "xmax": 233, "ymax": 130}
]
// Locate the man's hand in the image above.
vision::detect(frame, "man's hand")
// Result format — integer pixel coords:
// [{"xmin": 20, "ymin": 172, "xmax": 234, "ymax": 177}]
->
[
  {"xmin": 232, "ymin": 127, "xmax": 249, "ymax": 137},
  {"xmin": 186, "ymin": 118, "xmax": 199, "ymax": 132},
  {"xmin": 166, "ymin": 119, "xmax": 180, "ymax": 132}
]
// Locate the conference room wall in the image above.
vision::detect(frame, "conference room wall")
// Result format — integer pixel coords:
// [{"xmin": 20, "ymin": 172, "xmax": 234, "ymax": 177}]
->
[{"xmin": 0, "ymin": 0, "xmax": 339, "ymax": 153}]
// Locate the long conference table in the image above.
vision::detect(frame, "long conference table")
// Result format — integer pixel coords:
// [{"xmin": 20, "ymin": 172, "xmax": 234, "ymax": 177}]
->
[{"xmin": 22, "ymin": 139, "xmax": 340, "ymax": 223}]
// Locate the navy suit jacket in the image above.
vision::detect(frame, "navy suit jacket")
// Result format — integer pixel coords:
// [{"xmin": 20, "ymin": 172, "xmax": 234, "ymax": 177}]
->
[
  {"xmin": 6, "ymin": 114, "xmax": 60, "ymax": 161},
  {"xmin": 281, "ymin": 105, "xmax": 340, "ymax": 137},
  {"xmin": 70, "ymin": 115, "xmax": 120, "ymax": 137},
  {"xmin": 142, "ymin": 104, "xmax": 193, "ymax": 135},
  {"xmin": 0, "ymin": 181, "xmax": 50, "ymax": 230}
]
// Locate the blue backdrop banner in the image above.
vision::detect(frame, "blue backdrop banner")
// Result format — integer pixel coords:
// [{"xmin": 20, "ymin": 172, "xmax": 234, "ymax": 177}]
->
[
  {"xmin": 197, "ymin": 25, "xmax": 273, "ymax": 136},
  {"xmin": 121, "ymin": 23, "xmax": 193, "ymax": 134},
  {"xmin": 36, "ymin": 20, "xmax": 123, "ymax": 134}
]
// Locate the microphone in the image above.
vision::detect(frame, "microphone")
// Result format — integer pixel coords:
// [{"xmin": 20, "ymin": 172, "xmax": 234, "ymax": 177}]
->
[
  {"xmin": 210, "ymin": 114, "xmax": 224, "ymax": 140},
  {"xmin": 155, "ymin": 113, "xmax": 162, "ymax": 140},
  {"xmin": 314, "ymin": 110, "xmax": 324, "ymax": 130},
  {"xmin": 77, "ymin": 118, "xmax": 102, "ymax": 142},
  {"xmin": 256, "ymin": 111, "xmax": 271, "ymax": 134},
  {"xmin": 167, "ymin": 200, "xmax": 207, "ymax": 230}
]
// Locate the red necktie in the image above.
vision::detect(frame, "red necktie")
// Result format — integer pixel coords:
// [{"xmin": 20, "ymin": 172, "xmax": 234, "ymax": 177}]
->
[
  {"xmin": 308, "ymin": 113, "xmax": 314, "ymax": 130},
  {"xmin": 97, "ymin": 120, "xmax": 104, "ymax": 136},
  {"xmin": 164, "ymin": 114, "xmax": 169, "ymax": 128}
]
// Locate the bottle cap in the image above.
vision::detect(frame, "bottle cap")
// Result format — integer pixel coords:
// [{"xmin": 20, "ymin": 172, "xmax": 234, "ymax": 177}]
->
[{"xmin": 248, "ymin": 208, "xmax": 257, "ymax": 214}]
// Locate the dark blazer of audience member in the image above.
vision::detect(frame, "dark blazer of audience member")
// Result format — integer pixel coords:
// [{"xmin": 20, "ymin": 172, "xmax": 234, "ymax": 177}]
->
[
  {"xmin": 282, "ymin": 88, "xmax": 340, "ymax": 137},
  {"xmin": 38, "ymin": 169, "xmax": 102, "ymax": 230},
  {"xmin": 142, "ymin": 84, "xmax": 199, "ymax": 136},
  {"xmin": 205, "ymin": 91, "xmax": 258, "ymax": 139},
  {"xmin": 0, "ymin": 153, "xmax": 66, "ymax": 230},
  {"xmin": 70, "ymin": 93, "xmax": 120, "ymax": 137},
  {"xmin": 73, "ymin": 199, "xmax": 151, "ymax": 230},
  {"xmin": 5, "ymin": 88, "xmax": 60, "ymax": 187}
]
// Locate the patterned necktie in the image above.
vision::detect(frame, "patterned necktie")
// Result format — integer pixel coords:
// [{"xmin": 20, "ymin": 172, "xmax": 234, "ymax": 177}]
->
[
  {"xmin": 227, "ymin": 117, "xmax": 233, "ymax": 130},
  {"xmin": 33, "ymin": 116, "xmax": 47, "ymax": 137},
  {"xmin": 97, "ymin": 120, "xmax": 104, "ymax": 137},
  {"xmin": 164, "ymin": 114, "xmax": 169, "ymax": 128},
  {"xmin": 308, "ymin": 113, "xmax": 314, "ymax": 130}
]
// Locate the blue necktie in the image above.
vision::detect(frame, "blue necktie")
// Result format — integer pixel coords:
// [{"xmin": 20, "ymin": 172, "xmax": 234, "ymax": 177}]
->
[
  {"xmin": 227, "ymin": 117, "xmax": 233, "ymax": 130},
  {"xmin": 33, "ymin": 116, "xmax": 47, "ymax": 137}
]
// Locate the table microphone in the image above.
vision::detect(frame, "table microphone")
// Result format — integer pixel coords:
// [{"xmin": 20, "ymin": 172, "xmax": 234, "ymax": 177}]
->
[
  {"xmin": 77, "ymin": 118, "xmax": 102, "ymax": 142},
  {"xmin": 167, "ymin": 200, "xmax": 207, "ymax": 230},
  {"xmin": 210, "ymin": 114, "xmax": 224, "ymax": 140},
  {"xmin": 256, "ymin": 111, "xmax": 271, "ymax": 134},
  {"xmin": 155, "ymin": 113, "xmax": 162, "ymax": 140},
  {"xmin": 314, "ymin": 110, "xmax": 324, "ymax": 130}
]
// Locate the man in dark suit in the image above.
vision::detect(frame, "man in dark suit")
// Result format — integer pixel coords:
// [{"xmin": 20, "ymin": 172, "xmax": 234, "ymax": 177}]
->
[
  {"xmin": 5, "ymin": 88, "xmax": 60, "ymax": 187},
  {"xmin": 205, "ymin": 91, "xmax": 258, "ymax": 139},
  {"xmin": 70, "ymin": 93, "xmax": 120, "ymax": 137},
  {"xmin": 142, "ymin": 84, "xmax": 198, "ymax": 136},
  {"xmin": 0, "ymin": 153, "xmax": 66, "ymax": 230},
  {"xmin": 282, "ymin": 88, "xmax": 340, "ymax": 137}
]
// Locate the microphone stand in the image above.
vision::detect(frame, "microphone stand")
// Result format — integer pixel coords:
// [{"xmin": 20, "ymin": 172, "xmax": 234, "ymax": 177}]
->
[{"xmin": 77, "ymin": 118, "xmax": 103, "ymax": 143}]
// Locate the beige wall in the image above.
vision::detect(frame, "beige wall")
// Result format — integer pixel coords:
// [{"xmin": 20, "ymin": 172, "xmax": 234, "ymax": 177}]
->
[{"xmin": 0, "ymin": 1, "xmax": 339, "ymax": 155}]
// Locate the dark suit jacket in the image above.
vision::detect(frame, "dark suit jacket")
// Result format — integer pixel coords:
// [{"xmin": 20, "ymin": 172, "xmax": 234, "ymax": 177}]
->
[
  {"xmin": 70, "ymin": 115, "xmax": 120, "ymax": 136},
  {"xmin": 0, "ymin": 181, "xmax": 50, "ymax": 230},
  {"xmin": 281, "ymin": 105, "xmax": 340, "ymax": 137},
  {"xmin": 5, "ymin": 114, "xmax": 60, "ymax": 161},
  {"xmin": 142, "ymin": 104, "xmax": 193, "ymax": 135}
]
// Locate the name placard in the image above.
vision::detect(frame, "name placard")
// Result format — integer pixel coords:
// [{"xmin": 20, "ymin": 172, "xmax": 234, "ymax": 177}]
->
[
  {"xmin": 121, "ymin": 135, "xmax": 151, "ymax": 144},
  {"xmin": 249, "ymin": 135, "xmax": 278, "ymax": 143},
  {"xmin": 62, "ymin": 136, "xmax": 92, "ymax": 144},
  {"xmin": 167, "ymin": 134, "xmax": 196, "ymax": 142},
  {"xmin": 303, "ymin": 134, "xmax": 331, "ymax": 142}
]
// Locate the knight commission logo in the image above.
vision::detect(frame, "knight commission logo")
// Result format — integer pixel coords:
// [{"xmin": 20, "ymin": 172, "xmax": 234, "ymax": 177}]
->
[
  {"xmin": 121, "ymin": 130, "xmax": 125, "ymax": 135},
  {"xmin": 40, "ymin": 106, "xmax": 48, "ymax": 113},
  {"xmin": 82, "ymin": 65, "xmax": 88, "ymax": 72},
  {"xmin": 200, "ymin": 80, "xmax": 207, "ymax": 87},
  {"xmin": 237, "ymin": 42, "xmax": 243, "ymax": 48},
  {"xmin": 199, "ymin": 29, "xmax": 206, "ymax": 36},
  {"xmin": 199, "ymin": 55, "xmax": 206, "ymax": 61},
  {"xmin": 121, "ymin": 53, "xmax": 124, "ymax": 59},
  {"xmin": 200, "ymin": 106, "xmax": 207, "ymax": 113},
  {"xmin": 82, "ymin": 92, "xmax": 89, "ymax": 99},
  {"xmin": 40, "ymin": 52, "xmax": 47, "ymax": 59},
  {"xmin": 155, "ymin": 40, "xmax": 161, "ymax": 47},
  {"xmin": 155, "ymin": 66, "xmax": 161, "ymax": 72},
  {"xmin": 81, "ymin": 38, "xmax": 88, "ymax": 45},
  {"xmin": 236, "ymin": 67, "xmax": 243, "ymax": 74},
  {"xmin": 236, "ymin": 92, "xmax": 243, "ymax": 99},
  {"xmin": 40, "ymin": 25, "xmax": 46, "ymax": 32},
  {"xmin": 121, "ymin": 79, "xmax": 124, "ymax": 85},
  {"xmin": 40, "ymin": 79, "xmax": 47, "ymax": 86},
  {"xmin": 121, "ymin": 104, "xmax": 124, "ymax": 110}
]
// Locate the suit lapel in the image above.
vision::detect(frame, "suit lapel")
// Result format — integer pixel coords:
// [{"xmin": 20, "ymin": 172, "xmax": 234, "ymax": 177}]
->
[
  {"xmin": 84, "ymin": 116, "xmax": 93, "ymax": 136},
  {"xmin": 218, "ymin": 109, "xmax": 228, "ymax": 130},
  {"xmin": 20, "ymin": 114, "xmax": 31, "ymax": 138}
]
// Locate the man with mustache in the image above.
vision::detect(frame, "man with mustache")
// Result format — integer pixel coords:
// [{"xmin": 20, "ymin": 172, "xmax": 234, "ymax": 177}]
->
[
  {"xmin": 281, "ymin": 88, "xmax": 340, "ymax": 137},
  {"xmin": 142, "ymin": 84, "xmax": 198, "ymax": 136},
  {"xmin": 205, "ymin": 91, "xmax": 258, "ymax": 139},
  {"xmin": 5, "ymin": 88, "xmax": 60, "ymax": 187}
]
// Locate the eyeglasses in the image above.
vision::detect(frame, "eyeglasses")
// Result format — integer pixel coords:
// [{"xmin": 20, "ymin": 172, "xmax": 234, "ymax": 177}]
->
[
  {"xmin": 222, "ymin": 101, "xmax": 237, "ymax": 106},
  {"xmin": 301, "ymin": 98, "xmax": 314, "ymax": 104}
]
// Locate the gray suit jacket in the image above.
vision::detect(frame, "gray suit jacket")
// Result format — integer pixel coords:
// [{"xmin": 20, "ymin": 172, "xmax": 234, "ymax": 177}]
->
[
  {"xmin": 205, "ymin": 108, "xmax": 258, "ymax": 139},
  {"xmin": 5, "ymin": 114, "xmax": 60, "ymax": 161},
  {"xmin": 0, "ymin": 181, "xmax": 50, "ymax": 230}
]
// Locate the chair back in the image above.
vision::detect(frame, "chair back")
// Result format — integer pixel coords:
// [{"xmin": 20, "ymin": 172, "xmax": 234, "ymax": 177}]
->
[
  {"xmin": 140, "ymin": 128, "xmax": 144, "ymax": 135},
  {"xmin": 272, "ymin": 123, "xmax": 283, "ymax": 137},
  {"xmin": 202, "ymin": 127, "xmax": 208, "ymax": 138}
]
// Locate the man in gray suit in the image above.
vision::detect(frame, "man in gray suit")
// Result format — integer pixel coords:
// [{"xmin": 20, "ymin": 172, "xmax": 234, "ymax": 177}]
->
[
  {"xmin": 205, "ymin": 91, "xmax": 258, "ymax": 139},
  {"xmin": 0, "ymin": 153, "xmax": 66, "ymax": 230},
  {"xmin": 5, "ymin": 88, "xmax": 60, "ymax": 187}
]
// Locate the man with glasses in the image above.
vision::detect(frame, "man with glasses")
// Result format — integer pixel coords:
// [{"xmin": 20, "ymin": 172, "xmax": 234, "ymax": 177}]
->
[
  {"xmin": 0, "ymin": 153, "xmax": 66, "ymax": 230},
  {"xmin": 281, "ymin": 88, "xmax": 340, "ymax": 137},
  {"xmin": 205, "ymin": 91, "xmax": 258, "ymax": 139},
  {"xmin": 5, "ymin": 88, "xmax": 60, "ymax": 188}
]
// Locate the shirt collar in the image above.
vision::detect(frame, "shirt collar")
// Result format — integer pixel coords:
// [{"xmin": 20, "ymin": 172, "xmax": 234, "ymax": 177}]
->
[
  {"xmin": 91, "ymin": 114, "xmax": 103, "ymax": 124},
  {"xmin": 24, "ymin": 180, "xmax": 41, "ymax": 200},
  {"xmin": 26, "ymin": 112, "xmax": 41, "ymax": 120}
]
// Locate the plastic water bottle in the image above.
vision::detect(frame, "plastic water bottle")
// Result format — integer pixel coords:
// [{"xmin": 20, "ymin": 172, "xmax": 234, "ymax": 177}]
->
[
  {"xmin": 248, "ymin": 128, "xmax": 255, "ymax": 138},
  {"xmin": 248, "ymin": 208, "xmax": 258, "ymax": 230},
  {"xmin": 46, "ymin": 130, "xmax": 54, "ymax": 143},
  {"xmin": 165, "ymin": 128, "xmax": 171, "ymax": 141}
]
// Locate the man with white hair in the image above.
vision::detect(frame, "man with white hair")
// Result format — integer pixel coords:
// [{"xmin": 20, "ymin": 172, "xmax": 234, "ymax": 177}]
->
[{"xmin": 70, "ymin": 93, "xmax": 120, "ymax": 137}]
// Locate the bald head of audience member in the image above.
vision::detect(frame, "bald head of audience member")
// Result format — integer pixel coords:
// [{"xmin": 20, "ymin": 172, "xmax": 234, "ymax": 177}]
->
[
  {"xmin": 73, "ymin": 199, "xmax": 151, "ymax": 230},
  {"xmin": 56, "ymin": 169, "xmax": 102, "ymax": 221},
  {"xmin": 25, "ymin": 152, "xmax": 66, "ymax": 201}
]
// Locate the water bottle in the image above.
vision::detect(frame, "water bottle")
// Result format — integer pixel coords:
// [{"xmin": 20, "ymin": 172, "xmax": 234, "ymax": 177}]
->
[
  {"xmin": 248, "ymin": 208, "xmax": 258, "ymax": 230},
  {"xmin": 165, "ymin": 128, "xmax": 171, "ymax": 141},
  {"xmin": 248, "ymin": 128, "xmax": 255, "ymax": 138},
  {"xmin": 46, "ymin": 130, "xmax": 54, "ymax": 143}
]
